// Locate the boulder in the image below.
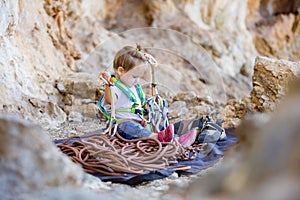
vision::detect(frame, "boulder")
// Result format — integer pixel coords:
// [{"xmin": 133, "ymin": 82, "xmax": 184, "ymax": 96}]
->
[
  {"xmin": 251, "ymin": 56, "xmax": 300, "ymax": 112},
  {"xmin": 182, "ymin": 78, "xmax": 300, "ymax": 199},
  {"xmin": 56, "ymin": 72, "xmax": 102, "ymax": 120},
  {"xmin": 0, "ymin": 114, "xmax": 85, "ymax": 198},
  {"xmin": 0, "ymin": 114, "xmax": 115, "ymax": 199}
]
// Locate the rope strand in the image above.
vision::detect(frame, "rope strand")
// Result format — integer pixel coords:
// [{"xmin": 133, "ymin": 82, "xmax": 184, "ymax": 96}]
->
[{"xmin": 57, "ymin": 132, "xmax": 205, "ymax": 175}]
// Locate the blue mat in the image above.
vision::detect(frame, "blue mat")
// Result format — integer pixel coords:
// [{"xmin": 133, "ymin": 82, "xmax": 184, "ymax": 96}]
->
[{"xmin": 54, "ymin": 129, "xmax": 237, "ymax": 185}]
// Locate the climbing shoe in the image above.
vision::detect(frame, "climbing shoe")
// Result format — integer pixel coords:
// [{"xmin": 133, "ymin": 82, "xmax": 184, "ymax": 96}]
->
[
  {"xmin": 197, "ymin": 122, "xmax": 227, "ymax": 143},
  {"xmin": 158, "ymin": 124, "xmax": 174, "ymax": 142},
  {"xmin": 178, "ymin": 129, "xmax": 197, "ymax": 148}
]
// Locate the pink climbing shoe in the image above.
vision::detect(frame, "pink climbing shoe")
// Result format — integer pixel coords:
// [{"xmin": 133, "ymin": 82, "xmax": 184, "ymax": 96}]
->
[
  {"xmin": 158, "ymin": 124, "xmax": 174, "ymax": 142},
  {"xmin": 178, "ymin": 129, "xmax": 197, "ymax": 147}
]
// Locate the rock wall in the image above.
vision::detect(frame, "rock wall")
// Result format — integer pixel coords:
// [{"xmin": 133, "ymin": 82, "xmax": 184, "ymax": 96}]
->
[
  {"xmin": 247, "ymin": 0, "xmax": 300, "ymax": 61},
  {"xmin": 1, "ymin": 1, "xmax": 300, "ymax": 199},
  {"xmin": 0, "ymin": 0, "xmax": 108, "ymax": 128},
  {"xmin": 218, "ymin": 56, "xmax": 300, "ymax": 128},
  {"xmin": 55, "ymin": 72, "xmax": 102, "ymax": 122},
  {"xmin": 0, "ymin": 0, "xmax": 71, "ymax": 128},
  {"xmin": 90, "ymin": 0, "xmax": 257, "ymax": 100},
  {"xmin": 0, "ymin": 0, "xmax": 299, "ymax": 128},
  {"xmin": 251, "ymin": 56, "xmax": 300, "ymax": 112}
]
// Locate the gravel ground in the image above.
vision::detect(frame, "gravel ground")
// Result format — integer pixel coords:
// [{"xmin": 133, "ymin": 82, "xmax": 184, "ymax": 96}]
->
[{"xmin": 48, "ymin": 118, "xmax": 105, "ymax": 140}]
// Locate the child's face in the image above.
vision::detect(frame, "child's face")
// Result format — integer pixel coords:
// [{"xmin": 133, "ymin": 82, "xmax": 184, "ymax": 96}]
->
[{"xmin": 117, "ymin": 64, "xmax": 147, "ymax": 87}]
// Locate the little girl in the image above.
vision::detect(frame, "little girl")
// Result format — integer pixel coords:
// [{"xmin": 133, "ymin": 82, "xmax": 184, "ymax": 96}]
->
[{"xmin": 98, "ymin": 45, "xmax": 175, "ymax": 142}]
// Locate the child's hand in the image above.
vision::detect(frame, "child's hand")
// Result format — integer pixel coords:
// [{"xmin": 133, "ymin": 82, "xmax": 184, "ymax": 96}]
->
[{"xmin": 98, "ymin": 72, "xmax": 111, "ymax": 84}]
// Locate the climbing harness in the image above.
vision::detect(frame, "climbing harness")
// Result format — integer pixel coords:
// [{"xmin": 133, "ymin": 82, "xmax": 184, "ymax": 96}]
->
[
  {"xmin": 98, "ymin": 77, "xmax": 147, "ymax": 119},
  {"xmin": 98, "ymin": 76, "xmax": 148, "ymax": 135}
]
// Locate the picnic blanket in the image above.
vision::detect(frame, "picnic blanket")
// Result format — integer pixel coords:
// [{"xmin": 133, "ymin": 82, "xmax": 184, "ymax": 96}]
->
[{"xmin": 54, "ymin": 128, "xmax": 237, "ymax": 185}]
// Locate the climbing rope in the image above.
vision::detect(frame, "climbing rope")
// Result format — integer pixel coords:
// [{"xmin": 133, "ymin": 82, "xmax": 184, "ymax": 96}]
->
[{"xmin": 57, "ymin": 132, "xmax": 206, "ymax": 176}]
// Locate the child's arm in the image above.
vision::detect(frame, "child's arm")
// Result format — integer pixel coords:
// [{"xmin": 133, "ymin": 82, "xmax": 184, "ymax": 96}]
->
[{"xmin": 98, "ymin": 72, "xmax": 113, "ymax": 104}]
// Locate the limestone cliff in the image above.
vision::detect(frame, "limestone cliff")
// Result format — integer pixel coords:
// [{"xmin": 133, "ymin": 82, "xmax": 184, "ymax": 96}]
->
[
  {"xmin": 0, "ymin": 0, "xmax": 299, "ymax": 129},
  {"xmin": 1, "ymin": 1, "xmax": 300, "ymax": 199}
]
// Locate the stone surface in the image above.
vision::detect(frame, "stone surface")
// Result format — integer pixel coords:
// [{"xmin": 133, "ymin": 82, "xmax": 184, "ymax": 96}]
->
[
  {"xmin": 0, "ymin": 114, "xmax": 83, "ymax": 198},
  {"xmin": 247, "ymin": 0, "xmax": 300, "ymax": 61},
  {"xmin": 181, "ymin": 77, "xmax": 300, "ymax": 200},
  {"xmin": 0, "ymin": 114, "xmax": 113, "ymax": 200},
  {"xmin": 56, "ymin": 72, "xmax": 102, "ymax": 119},
  {"xmin": 251, "ymin": 56, "xmax": 300, "ymax": 112},
  {"xmin": 0, "ymin": 0, "xmax": 299, "ymax": 128},
  {"xmin": 220, "ymin": 56, "xmax": 300, "ymax": 128},
  {"xmin": 76, "ymin": 0, "xmax": 257, "ymax": 104},
  {"xmin": 0, "ymin": 0, "xmax": 300, "ymax": 199},
  {"xmin": 68, "ymin": 111, "xmax": 84, "ymax": 122},
  {"xmin": 215, "ymin": 55, "xmax": 300, "ymax": 129},
  {"xmin": 218, "ymin": 97, "xmax": 252, "ymax": 129},
  {"xmin": 168, "ymin": 100, "xmax": 189, "ymax": 119},
  {"xmin": 0, "ymin": 0, "xmax": 72, "ymax": 128}
]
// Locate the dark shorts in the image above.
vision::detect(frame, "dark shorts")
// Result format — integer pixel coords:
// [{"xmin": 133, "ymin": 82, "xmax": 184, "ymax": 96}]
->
[{"xmin": 117, "ymin": 121, "xmax": 152, "ymax": 140}]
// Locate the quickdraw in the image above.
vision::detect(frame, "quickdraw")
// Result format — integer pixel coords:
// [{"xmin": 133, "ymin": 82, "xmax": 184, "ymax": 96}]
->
[{"xmin": 143, "ymin": 52, "xmax": 170, "ymax": 132}]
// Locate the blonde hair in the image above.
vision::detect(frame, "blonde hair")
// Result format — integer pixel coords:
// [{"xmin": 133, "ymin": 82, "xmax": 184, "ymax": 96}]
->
[{"xmin": 113, "ymin": 45, "xmax": 147, "ymax": 72}]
